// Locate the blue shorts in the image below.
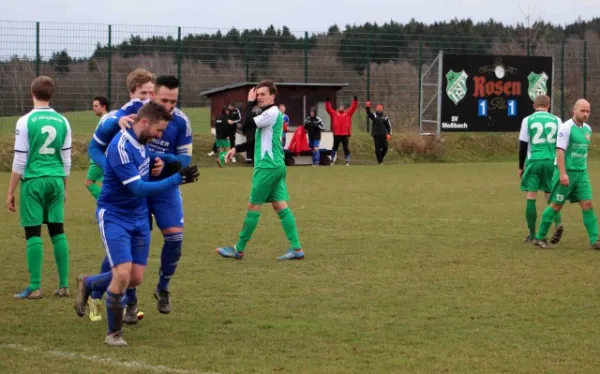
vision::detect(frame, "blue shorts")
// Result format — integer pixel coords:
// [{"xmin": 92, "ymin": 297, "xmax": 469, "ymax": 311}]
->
[
  {"xmin": 148, "ymin": 187, "xmax": 184, "ymax": 230},
  {"xmin": 97, "ymin": 208, "xmax": 151, "ymax": 267},
  {"xmin": 309, "ymin": 139, "xmax": 320, "ymax": 149}
]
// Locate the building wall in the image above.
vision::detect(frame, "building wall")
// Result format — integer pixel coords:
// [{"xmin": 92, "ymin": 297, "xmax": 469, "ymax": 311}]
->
[{"xmin": 207, "ymin": 85, "xmax": 344, "ymax": 131}]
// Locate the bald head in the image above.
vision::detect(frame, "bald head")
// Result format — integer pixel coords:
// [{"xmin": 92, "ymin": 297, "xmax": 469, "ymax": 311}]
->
[{"xmin": 573, "ymin": 99, "xmax": 590, "ymax": 125}]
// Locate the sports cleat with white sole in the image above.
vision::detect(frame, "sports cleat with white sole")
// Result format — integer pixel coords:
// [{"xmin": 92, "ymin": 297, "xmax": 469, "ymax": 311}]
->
[
  {"xmin": 216, "ymin": 246, "xmax": 244, "ymax": 260},
  {"xmin": 88, "ymin": 298, "xmax": 102, "ymax": 322},
  {"xmin": 550, "ymin": 224, "xmax": 564, "ymax": 245},
  {"xmin": 277, "ymin": 249, "xmax": 305, "ymax": 260},
  {"xmin": 104, "ymin": 332, "xmax": 128, "ymax": 347},
  {"xmin": 591, "ymin": 240, "xmax": 600, "ymax": 250},
  {"xmin": 54, "ymin": 287, "xmax": 70, "ymax": 297},
  {"xmin": 524, "ymin": 235, "xmax": 535, "ymax": 244},
  {"xmin": 74, "ymin": 274, "xmax": 91, "ymax": 317},
  {"xmin": 534, "ymin": 238, "xmax": 550, "ymax": 249},
  {"xmin": 14, "ymin": 287, "xmax": 42, "ymax": 300}
]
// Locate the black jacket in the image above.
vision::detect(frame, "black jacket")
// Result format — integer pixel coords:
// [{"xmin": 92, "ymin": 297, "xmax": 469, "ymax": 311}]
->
[
  {"xmin": 215, "ymin": 113, "xmax": 230, "ymax": 140},
  {"xmin": 304, "ymin": 115, "xmax": 325, "ymax": 141},
  {"xmin": 228, "ymin": 107, "xmax": 242, "ymax": 132},
  {"xmin": 367, "ymin": 107, "xmax": 392, "ymax": 136}
]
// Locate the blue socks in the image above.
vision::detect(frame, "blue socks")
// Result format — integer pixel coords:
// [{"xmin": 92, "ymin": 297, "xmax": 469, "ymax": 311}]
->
[
  {"xmin": 84, "ymin": 271, "xmax": 112, "ymax": 292},
  {"xmin": 157, "ymin": 233, "xmax": 183, "ymax": 291},
  {"xmin": 312, "ymin": 149, "xmax": 320, "ymax": 165},
  {"xmin": 91, "ymin": 256, "xmax": 111, "ymax": 300},
  {"xmin": 125, "ymin": 287, "xmax": 137, "ymax": 307},
  {"xmin": 106, "ymin": 290, "xmax": 125, "ymax": 334}
]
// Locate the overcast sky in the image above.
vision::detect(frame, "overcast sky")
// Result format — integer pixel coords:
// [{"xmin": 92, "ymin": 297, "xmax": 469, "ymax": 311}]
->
[{"xmin": 2, "ymin": 0, "xmax": 599, "ymax": 58}]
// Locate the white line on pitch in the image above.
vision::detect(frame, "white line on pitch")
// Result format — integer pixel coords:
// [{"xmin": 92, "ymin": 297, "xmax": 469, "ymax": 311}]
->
[{"xmin": 0, "ymin": 343, "xmax": 220, "ymax": 374}]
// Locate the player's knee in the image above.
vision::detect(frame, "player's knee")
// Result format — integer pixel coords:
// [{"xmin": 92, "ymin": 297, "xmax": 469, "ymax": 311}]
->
[
  {"xmin": 113, "ymin": 266, "xmax": 132, "ymax": 289},
  {"xmin": 47, "ymin": 223, "xmax": 64, "ymax": 238},
  {"xmin": 581, "ymin": 200, "xmax": 593, "ymax": 210},
  {"xmin": 84, "ymin": 179, "xmax": 94, "ymax": 187},
  {"xmin": 24, "ymin": 226, "xmax": 42, "ymax": 240},
  {"xmin": 247, "ymin": 203, "xmax": 261, "ymax": 211},
  {"xmin": 550, "ymin": 203, "xmax": 564, "ymax": 212},
  {"xmin": 272, "ymin": 201, "xmax": 288, "ymax": 213},
  {"xmin": 162, "ymin": 227, "xmax": 183, "ymax": 235}
]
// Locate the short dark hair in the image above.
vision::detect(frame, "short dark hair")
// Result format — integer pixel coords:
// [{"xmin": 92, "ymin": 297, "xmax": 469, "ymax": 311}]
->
[
  {"xmin": 156, "ymin": 75, "xmax": 180, "ymax": 90},
  {"xmin": 93, "ymin": 96, "xmax": 110, "ymax": 111},
  {"xmin": 228, "ymin": 101, "xmax": 236, "ymax": 107},
  {"xmin": 136, "ymin": 101, "xmax": 172, "ymax": 124},
  {"xmin": 256, "ymin": 80, "xmax": 277, "ymax": 95},
  {"xmin": 31, "ymin": 76, "xmax": 55, "ymax": 101}
]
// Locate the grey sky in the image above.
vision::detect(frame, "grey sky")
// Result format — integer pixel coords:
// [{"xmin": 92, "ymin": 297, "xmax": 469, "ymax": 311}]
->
[{"xmin": 2, "ymin": 0, "xmax": 599, "ymax": 58}]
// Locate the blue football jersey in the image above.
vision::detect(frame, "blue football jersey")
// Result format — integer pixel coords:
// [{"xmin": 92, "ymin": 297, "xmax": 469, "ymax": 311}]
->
[
  {"xmin": 148, "ymin": 108, "xmax": 192, "ymax": 181},
  {"xmin": 98, "ymin": 129, "xmax": 151, "ymax": 218},
  {"xmin": 93, "ymin": 99, "xmax": 148, "ymax": 147}
]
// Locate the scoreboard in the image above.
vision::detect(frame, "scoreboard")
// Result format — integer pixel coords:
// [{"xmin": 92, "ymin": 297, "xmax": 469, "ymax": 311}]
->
[{"xmin": 440, "ymin": 54, "xmax": 553, "ymax": 132}]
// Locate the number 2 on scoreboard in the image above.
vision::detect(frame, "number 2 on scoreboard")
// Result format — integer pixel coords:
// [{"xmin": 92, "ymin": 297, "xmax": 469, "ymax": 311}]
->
[
  {"xmin": 478, "ymin": 99, "xmax": 488, "ymax": 117},
  {"xmin": 507, "ymin": 99, "xmax": 517, "ymax": 117}
]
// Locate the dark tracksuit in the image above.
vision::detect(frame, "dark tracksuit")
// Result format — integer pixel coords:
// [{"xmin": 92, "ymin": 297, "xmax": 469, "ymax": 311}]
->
[
  {"xmin": 367, "ymin": 107, "xmax": 392, "ymax": 164},
  {"xmin": 234, "ymin": 101, "xmax": 259, "ymax": 165},
  {"xmin": 212, "ymin": 107, "xmax": 242, "ymax": 152},
  {"xmin": 215, "ymin": 112, "xmax": 230, "ymax": 144},
  {"xmin": 304, "ymin": 115, "xmax": 324, "ymax": 165},
  {"xmin": 228, "ymin": 107, "xmax": 241, "ymax": 148}
]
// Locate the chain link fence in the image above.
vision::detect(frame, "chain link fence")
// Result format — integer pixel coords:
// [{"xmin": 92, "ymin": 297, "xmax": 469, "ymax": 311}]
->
[{"xmin": 1, "ymin": 21, "xmax": 599, "ymax": 133}]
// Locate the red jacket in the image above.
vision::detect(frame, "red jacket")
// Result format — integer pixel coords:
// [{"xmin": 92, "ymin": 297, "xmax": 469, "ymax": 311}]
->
[
  {"xmin": 325, "ymin": 98, "xmax": 358, "ymax": 136},
  {"xmin": 287, "ymin": 126, "xmax": 310, "ymax": 155}
]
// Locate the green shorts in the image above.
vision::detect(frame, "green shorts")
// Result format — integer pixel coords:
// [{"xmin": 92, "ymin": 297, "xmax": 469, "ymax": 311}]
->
[
  {"xmin": 19, "ymin": 177, "xmax": 65, "ymax": 227},
  {"xmin": 216, "ymin": 139, "xmax": 230, "ymax": 148},
  {"xmin": 249, "ymin": 166, "xmax": 289, "ymax": 205},
  {"xmin": 86, "ymin": 160, "xmax": 104, "ymax": 182},
  {"xmin": 548, "ymin": 169, "xmax": 593, "ymax": 204},
  {"xmin": 521, "ymin": 159, "xmax": 555, "ymax": 192}
]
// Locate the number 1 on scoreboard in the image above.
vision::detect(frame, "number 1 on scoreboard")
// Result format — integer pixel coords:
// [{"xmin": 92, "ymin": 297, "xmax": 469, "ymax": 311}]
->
[
  {"xmin": 478, "ymin": 99, "xmax": 488, "ymax": 117},
  {"xmin": 507, "ymin": 99, "xmax": 517, "ymax": 117}
]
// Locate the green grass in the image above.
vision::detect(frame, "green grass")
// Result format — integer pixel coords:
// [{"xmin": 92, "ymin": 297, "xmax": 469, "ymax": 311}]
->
[
  {"xmin": 0, "ymin": 107, "xmax": 212, "ymax": 135},
  {"xmin": 2, "ymin": 163, "xmax": 600, "ymax": 373}
]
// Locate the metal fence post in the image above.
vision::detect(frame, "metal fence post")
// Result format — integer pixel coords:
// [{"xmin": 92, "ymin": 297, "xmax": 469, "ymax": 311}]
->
[
  {"xmin": 177, "ymin": 26, "xmax": 182, "ymax": 108},
  {"xmin": 365, "ymin": 33, "xmax": 371, "ymax": 132},
  {"xmin": 35, "ymin": 22, "xmax": 40, "ymax": 77},
  {"xmin": 244, "ymin": 34, "xmax": 249, "ymax": 81},
  {"xmin": 107, "ymin": 25, "xmax": 112, "ymax": 105},
  {"xmin": 583, "ymin": 39, "xmax": 588, "ymax": 99},
  {"xmin": 417, "ymin": 38, "xmax": 423, "ymax": 128},
  {"xmin": 560, "ymin": 39, "xmax": 565, "ymax": 120},
  {"xmin": 304, "ymin": 31, "xmax": 308, "ymax": 84}
]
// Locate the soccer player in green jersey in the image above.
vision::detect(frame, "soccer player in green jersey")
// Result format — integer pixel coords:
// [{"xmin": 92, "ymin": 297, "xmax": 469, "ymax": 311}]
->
[
  {"xmin": 6, "ymin": 76, "xmax": 72, "ymax": 299},
  {"xmin": 216, "ymin": 80, "xmax": 304, "ymax": 260},
  {"xmin": 518, "ymin": 95, "xmax": 564, "ymax": 244},
  {"xmin": 534, "ymin": 99, "xmax": 600, "ymax": 249}
]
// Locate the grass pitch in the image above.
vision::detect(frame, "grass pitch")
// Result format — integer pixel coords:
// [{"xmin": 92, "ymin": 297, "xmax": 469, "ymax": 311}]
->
[{"xmin": 1, "ymin": 163, "xmax": 600, "ymax": 373}]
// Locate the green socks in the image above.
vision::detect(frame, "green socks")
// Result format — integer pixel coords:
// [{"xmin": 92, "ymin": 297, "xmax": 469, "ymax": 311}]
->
[
  {"xmin": 87, "ymin": 183, "xmax": 101, "ymax": 200},
  {"xmin": 236, "ymin": 211, "xmax": 261, "ymax": 252},
  {"xmin": 582, "ymin": 209, "xmax": 599, "ymax": 245},
  {"xmin": 554, "ymin": 211, "xmax": 562, "ymax": 227},
  {"xmin": 51, "ymin": 234, "xmax": 69, "ymax": 288},
  {"xmin": 26, "ymin": 237, "xmax": 43, "ymax": 290},
  {"xmin": 278, "ymin": 208, "xmax": 302, "ymax": 249},
  {"xmin": 526, "ymin": 199, "xmax": 537, "ymax": 237},
  {"xmin": 234, "ymin": 208, "xmax": 301, "ymax": 252},
  {"xmin": 219, "ymin": 152, "xmax": 226, "ymax": 165},
  {"xmin": 535, "ymin": 206, "xmax": 558, "ymax": 240}
]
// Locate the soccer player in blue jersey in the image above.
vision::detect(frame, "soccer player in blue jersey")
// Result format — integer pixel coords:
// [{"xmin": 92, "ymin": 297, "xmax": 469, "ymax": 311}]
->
[
  {"xmin": 87, "ymin": 75, "xmax": 193, "ymax": 322},
  {"xmin": 74, "ymin": 101, "xmax": 199, "ymax": 347},
  {"xmin": 85, "ymin": 69, "xmax": 156, "ymax": 322}
]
